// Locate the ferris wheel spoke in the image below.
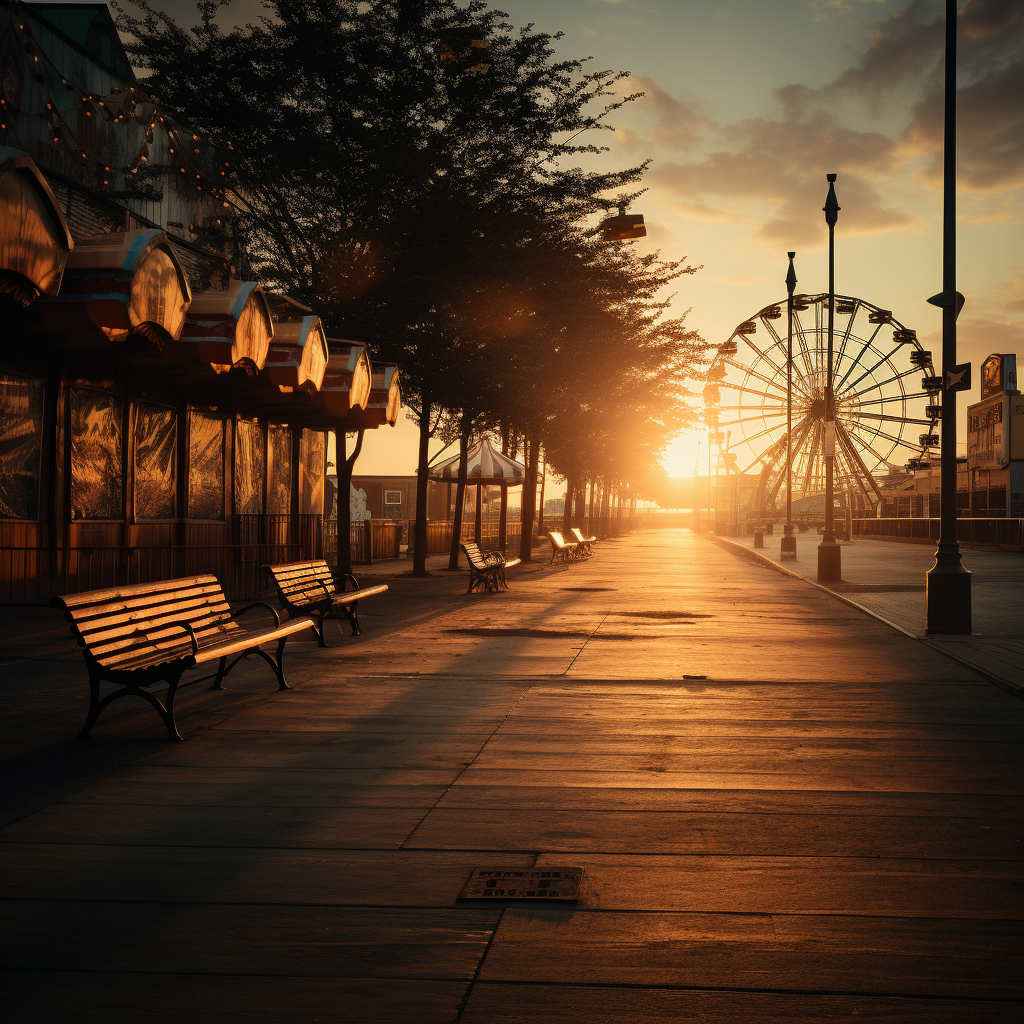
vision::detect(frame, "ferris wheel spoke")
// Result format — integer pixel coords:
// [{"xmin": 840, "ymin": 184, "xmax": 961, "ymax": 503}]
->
[
  {"xmin": 855, "ymin": 392, "xmax": 928, "ymax": 408},
  {"xmin": 740, "ymin": 414, "xmax": 813, "ymax": 474},
  {"xmin": 716, "ymin": 410, "xmax": 788, "ymax": 428},
  {"xmin": 739, "ymin": 335, "xmax": 790, "ymax": 385},
  {"xmin": 726, "ymin": 358, "xmax": 790, "ymax": 396},
  {"xmin": 800, "ymin": 421, "xmax": 822, "ymax": 496},
  {"xmin": 845, "ymin": 365, "xmax": 917, "ymax": 399},
  {"xmin": 854, "ymin": 412, "xmax": 932, "ymax": 426},
  {"xmin": 835, "ymin": 420, "xmax": 884, "ymax": 503},
  {"xmin": 833, "ymin": 301, "xmax": 863, "ymax": 374},
  {"xmin": 722, "ymin": 382, "xmax": 798, "ymax": 404},
  {"xmin": 790, "ymin": 311, "xmax": 818, "ymax": 379},
  {"xmin": 843, "ymin": 343, "xmax": 907, "ymax": 394},
  {"xmin": 849, "ymin": 419, "xmax": 918, "ymax": 451},
  {"xmin": 835, "ymin": 322, "xmax": 885, "ymax": 391}
]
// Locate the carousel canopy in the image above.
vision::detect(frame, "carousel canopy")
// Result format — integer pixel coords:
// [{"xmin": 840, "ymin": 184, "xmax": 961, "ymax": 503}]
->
[
  {"xmin": 177, "ymin": 279, "xmax": 274, "ymax": 374},
  {"xmin": 0, "ymin": 149, "xmax": 74, "ymax": 305},
  {"xmin": 429, "ymin": 436, "xmax": 526, "ymax": 485}
]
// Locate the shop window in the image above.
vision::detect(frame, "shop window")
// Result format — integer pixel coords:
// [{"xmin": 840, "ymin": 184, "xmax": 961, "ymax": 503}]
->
[
  {"xmin": 0, "ymin": 374, "xmax": 44, "ymax": 521},
  {"xmin": 134, "ymin": 403, "xmax": 176, "ymax": 520},
  {"xmin": 267, "ymin": 425, "xmax": 292, "ymax": 515},
  {"xmin": 70, "ymin": 388, "xmax": 123, "ymax": 520},
  {"xmin": 235, "ymin": 417, "xmax": 264, "ymax": 516},
  {"xmin": 187, "ymin": 410, "xmax": 225, "ymax": 520},
  {"xmin": 299, "ymin": 429, "xmax": 325, "ymax": 514}
]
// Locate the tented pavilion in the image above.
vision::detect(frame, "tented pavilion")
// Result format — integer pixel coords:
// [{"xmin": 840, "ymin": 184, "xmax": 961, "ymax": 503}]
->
[{"xmin": 429, "ymin": 437, "xmax": 526, "ymax": 552}]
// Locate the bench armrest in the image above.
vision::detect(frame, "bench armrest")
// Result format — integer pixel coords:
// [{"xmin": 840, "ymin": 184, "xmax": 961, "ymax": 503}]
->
[
  {"xmin": 341, "ymin": 573, "xmax": 361, "ymax": 592},
  {"xmin": 234, "ymin": 601, "xmax": 282, "ymax": 628},
  {"xmin": 164, "ymin": 620, "xmax": 200, "ymax": 657}
]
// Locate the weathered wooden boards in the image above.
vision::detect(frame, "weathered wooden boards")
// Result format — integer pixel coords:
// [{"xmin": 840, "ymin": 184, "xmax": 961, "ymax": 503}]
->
[{"xmin": 1, "ymin": 529, "xmax": 1022, "ymax": 1022}]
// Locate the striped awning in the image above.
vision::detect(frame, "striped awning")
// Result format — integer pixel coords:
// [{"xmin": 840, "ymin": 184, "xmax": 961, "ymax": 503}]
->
[
  {"xmin": 429, "ymin": 436, "xmax": 526, "ymax": 485},
  {"xmin": 265, "ymin": 314, "xmax": 328, "ymax": 392},
  {"xmin": 175, "ymin": 279, "xmax": 274, "ymax": 374},
  {"xmin": 41, "ymin": 229, "xmax": 191, "ymax": 345},
  {"xmin": 319, "ymin": 340, "xmax": 373, "ymax": 414},
  {"xmin": 0, "ymin": 149, "xmax": 73, "ymax": 304}
]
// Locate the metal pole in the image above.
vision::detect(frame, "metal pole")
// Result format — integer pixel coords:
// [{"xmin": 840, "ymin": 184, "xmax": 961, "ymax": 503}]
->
[
  {"xmin": 781, "ymin": 252, "xmax": 798, "ymax": 559},
  {"xmin": 926, "ymin": 0, "xmax": 971, "ymax": 632},
  {"xmin": 818, "ymin": 175, "xmax": 842, "ymax": 581}
]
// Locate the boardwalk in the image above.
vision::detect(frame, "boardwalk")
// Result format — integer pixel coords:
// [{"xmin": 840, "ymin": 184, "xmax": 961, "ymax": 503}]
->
[{"xmin": 2, "ymin": 529, "xmax": 1022, "ymax": 1022}]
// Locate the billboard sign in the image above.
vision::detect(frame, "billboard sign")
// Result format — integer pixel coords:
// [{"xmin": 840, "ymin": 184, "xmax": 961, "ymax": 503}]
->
[
  {"xmin": 967, "ymin": 395, "xmax": 1009, "ymax": 469},
  {"xmin": 980, "ymin": 354, "xmax": 1018, "ymax": 400}
]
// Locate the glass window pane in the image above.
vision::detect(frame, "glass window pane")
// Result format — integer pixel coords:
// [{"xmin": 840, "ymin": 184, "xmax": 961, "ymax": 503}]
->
[
  {"xmin": 71, "ymin": 388, "xmax": 123, "ymax": 520},
  {"xmin": 234, "ymin": 418, "xmax": 264, "ymax": 516},
  {"xmin": 300, "ymin": 429, "xmax": 325, "ymax": 514},
  {"xmin": 188, "ymin": 411, "xmax": 224, "ymax": 520},
  {"xmin": 134, "ymin": 403, "xmax": 176, "ymax": 520},
  {"xmin": 267, "ymin": 425, "xmax": 291, "ymax": 515},
  {"xmin": 0, "ymin": 374, "xmax": 44, "ymax": 520}
]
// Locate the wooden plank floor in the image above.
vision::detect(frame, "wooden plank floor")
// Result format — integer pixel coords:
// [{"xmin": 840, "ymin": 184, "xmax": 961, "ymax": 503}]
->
[{"xmin": 2, "ymin": 529, "xmax": 1022, "ymax": 1023}]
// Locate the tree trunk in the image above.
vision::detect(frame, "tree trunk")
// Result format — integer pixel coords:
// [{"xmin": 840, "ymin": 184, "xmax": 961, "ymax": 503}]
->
[
  {"xmin": 535, "ymin": 448, "xmax": 546, "ymax": 537},
  {"xmin": 498, "ymin": 484, "xmax": 507, "ymax": 553},
  {"xmin": 561, "ymin": 470, "xmax": 574, "ymax": 535},
  {"xmin": 601, "ymin": 476, "xmax": 611, "ymax": 536},
  {"xmin": 519, "ymin": 433, "xmax": 539, "ymax": 562},
  {"xmin": 336, "ymin": 428, "xmax": 364, "ymax": 577},
  {"xmin": 447, "ymin": 416, "xmax": 471, "ymax": 570},
  {"xmin": 475, "ymin": 483, "xmax": 482, "ymax": 544},
  {"xmin": 413, "ymin": 389, "xmax": 431, "ymax": 576}
]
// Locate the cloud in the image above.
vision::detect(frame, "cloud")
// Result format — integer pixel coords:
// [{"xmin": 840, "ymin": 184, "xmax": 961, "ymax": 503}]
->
[
  {"xmin": 625, "ymin": 0, "xmax": 1022, "ymax": 247},
  {"xmin": 808, "ymin": 0, "xmax": 888, "ymax": 22},
  {"xmin": 647, "ymin": 106, "xmax": 920, "ymax": 245}
]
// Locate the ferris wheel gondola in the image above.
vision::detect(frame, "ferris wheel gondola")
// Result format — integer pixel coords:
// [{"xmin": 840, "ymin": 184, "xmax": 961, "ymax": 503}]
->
[{"xmin": 704, "ymin": 293, "xmax": 939, "ymax": 517}]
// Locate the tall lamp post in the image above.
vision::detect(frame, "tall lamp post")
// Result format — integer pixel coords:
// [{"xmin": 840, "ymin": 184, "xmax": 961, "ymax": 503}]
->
[
  {"xmin": 781, "ymin": 251, "xmax": 798, "ymax": 560},
  {"xmin": 818, "ymin": 175, "xmax": 842, "ymax": 581},
  {"xmin": 926, "ymin": 0, "xmax": 972, "ymax": 632}
]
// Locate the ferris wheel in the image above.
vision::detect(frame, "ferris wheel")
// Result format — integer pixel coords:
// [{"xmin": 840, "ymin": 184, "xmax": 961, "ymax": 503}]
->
[{"xmin": 704, "ymin": 292, "xmax": 940, "ymax": 516}]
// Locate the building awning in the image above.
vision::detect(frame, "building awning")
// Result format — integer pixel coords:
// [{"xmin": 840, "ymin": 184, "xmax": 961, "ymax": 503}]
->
[
  {"xmin": 265, "ymin": 314, "xmax": 328, "ymax": 392},
  {"xmin": 43, "ymin": 229, "xmax": 192, "ymax": 345},
  {"xmin": 318, "ymin": 340, "xmax": 373, "ymax": 414},
  {"xmin": 176, "ymin": 280, "xmax": 274, "ymax": 373},
  {"xmin": 429, "ymin": 435, "xmax": 526, "ymax": 485},
  {"xmin": 0, "ymin": 149, "xmax": 74, "ymax": 305},
  {"xmin": 348, "ymin": 366, "xmax": 401, "ymax": 429}
]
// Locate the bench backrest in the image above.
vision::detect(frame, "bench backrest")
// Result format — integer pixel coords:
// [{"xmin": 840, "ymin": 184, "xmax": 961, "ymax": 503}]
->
[
  {"xmin": 54, "ymin": 575, "xmax": 237, "ymax": 670},
  {"xmin": 571, "ymin": 528, "xmax": 587, "ymax": 544},
  {"xmin": 265, "ymin": 559, "xmax": 337, "ymax": 608},
  {"xmin": 461, "ymin": 542, "xmax": 491, "ymax": 569},
  {"xmin": 548, "ymin": 531, "xmax": 569, "ymax": 549}
]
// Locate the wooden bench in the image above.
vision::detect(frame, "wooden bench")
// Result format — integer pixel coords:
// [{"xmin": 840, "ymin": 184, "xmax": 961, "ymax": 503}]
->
[
  {"xmin": 571, "ymin": 527, "xmax": 596, "ymax": 557},
  {"xmin": 461, "ymin": 541, "xmax": 521, "ymax": 593},
  {"xmin": 53, "ymin": 576, "xmax": 314, "ymax": 741},
  {"xmin": 547, "ymin": 530, "xmax": 580, "ymax": 565},
  {"xmin": 263, "ymin": 559, "xmax": 389, "ymax": 646}
]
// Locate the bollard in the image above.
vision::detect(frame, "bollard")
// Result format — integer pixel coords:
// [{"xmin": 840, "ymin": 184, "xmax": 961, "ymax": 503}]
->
[
  {"xmin": 781, "ymin": 522, "xmax": 797, "ymax": 560},
  {"xmin": 753, "ymin": 529, "xmax": 764, "ymax": 549}
]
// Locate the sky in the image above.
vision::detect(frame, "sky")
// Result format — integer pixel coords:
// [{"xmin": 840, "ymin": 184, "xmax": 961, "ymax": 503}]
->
[{"xmin": 108, "ymin": 0, "xmax": 1024, "ymax": 489}]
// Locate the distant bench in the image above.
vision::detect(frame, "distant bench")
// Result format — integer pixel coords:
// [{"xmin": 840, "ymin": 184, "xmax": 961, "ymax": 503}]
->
[
  {"xmin": 571, "ymin": 527, "xmax": 596, "ymax": 557},
  {"xmin": 54, "ymin": 576, "xmax": 313, "ymax": 741},
  {"xmin": 547, "ymin": 530, "xmax": 580, "ymax": 565},
  {"xmin": 460, "ymin": 541, "xmax": 521, "ymax": 593},
  {"xmin": 264, "ymin": 559, "xmax": 389, "ymax": 646}
]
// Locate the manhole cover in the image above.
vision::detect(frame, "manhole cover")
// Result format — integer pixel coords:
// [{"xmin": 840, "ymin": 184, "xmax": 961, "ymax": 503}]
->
[{"xmin": 459, "ymin": 866, "xmax": 584, "ymax": 901}]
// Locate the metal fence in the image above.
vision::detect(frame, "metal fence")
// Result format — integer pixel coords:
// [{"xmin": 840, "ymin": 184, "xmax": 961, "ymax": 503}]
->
[
  {"xmin": 852, "ymin": 517, "xmax": 1023, "ymax": 550},
  {"xmin": 0, "ymin": 542, "xmax": 302, "ymax": 606}
]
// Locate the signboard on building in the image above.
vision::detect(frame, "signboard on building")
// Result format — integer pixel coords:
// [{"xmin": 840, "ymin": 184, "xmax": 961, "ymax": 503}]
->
[
  {"xmin": 967, "ymin": 395, "xmax": 1009, "ymax": 469},
  {"xmin": 980, "ymin": 354, "xmax": 1018, "ymax": 400}
]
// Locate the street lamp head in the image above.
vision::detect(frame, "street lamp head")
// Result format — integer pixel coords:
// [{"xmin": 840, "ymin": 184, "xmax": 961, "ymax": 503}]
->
[
  {"xmin": 788, "ymin": 251, "xmax": 796, "ymax": 259},
  {"xmin": 785, "ymin": 251, "xmax": 797, "ymax": 293},
  {"xmin": 823, "ymin": 173, "xmax": 840, "ymax": 227}
]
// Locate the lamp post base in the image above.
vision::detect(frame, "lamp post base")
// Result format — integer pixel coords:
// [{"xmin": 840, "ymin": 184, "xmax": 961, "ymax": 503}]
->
[
  {"xmin": 781, "ymin": 523, "xmax": 797, "ymax": 560},
  {"xmin": 926, "ymin": 550, "xmax": 972, "ymax": 634},
  {"xmin": 753, "ymin": 529, "xmax": 764, "ymax": 549},
  {"xmin": 817, "ymin": 539, "xmax": 842, "ymax": 581}
]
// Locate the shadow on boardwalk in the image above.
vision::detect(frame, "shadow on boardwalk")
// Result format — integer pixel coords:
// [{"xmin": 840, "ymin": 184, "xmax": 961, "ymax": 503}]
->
[{"xmin": 2, "ymin": 529, "xmax": 1022, "ymax": 1022}]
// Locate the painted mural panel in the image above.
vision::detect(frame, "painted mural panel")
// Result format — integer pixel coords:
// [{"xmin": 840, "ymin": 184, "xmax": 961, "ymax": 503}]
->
[
  {"xmin": 134, "ymin": 403, "xmax": 176, "ymax": 520},
  {"xmin": 70, "ymin": 387, "xmax": 123, "ymax": 520},
  {"xmin": 0, "ymin": 374, "xmax": 44, "ymax": 520}
]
